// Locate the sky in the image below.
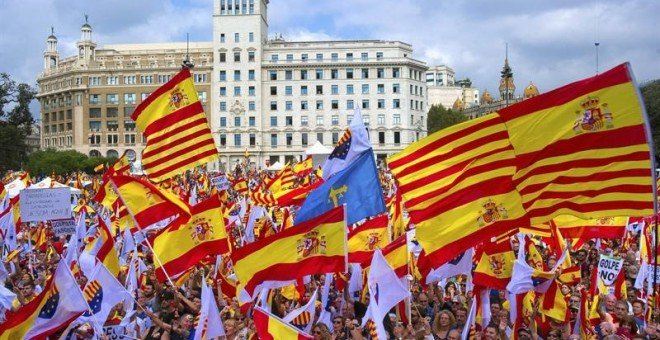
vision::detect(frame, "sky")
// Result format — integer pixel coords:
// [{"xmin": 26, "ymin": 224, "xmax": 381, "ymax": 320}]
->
[{"xmin": 1, "ymin": 0, "xmax": 659, "ymax": 117}]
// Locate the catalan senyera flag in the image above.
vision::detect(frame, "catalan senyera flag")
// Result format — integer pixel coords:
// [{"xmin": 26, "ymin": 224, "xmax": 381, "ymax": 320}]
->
[
  {"xmin": 152, "ymin": 195, "xmax": 230, "ymax": 281},
  {"xmin": 387, "ymin": 114, "xmax": 528, "ymax": 268},
  {"xmin": 498, "ymin": 63, "xmax": 654, "ymax": 224},
  {"xmin": 231, "ymin": 206, "xmax": 347, "ymax": 299},
  {"xmin": 347, "ymin": 214, "xmax": 389, "ymax": 264},
  {"xmin": 111, "ymin": 175, "xmax": 190, "ymax": 230},
  {"xmin": 132, "ymin": 68, "xmax": 218, "ymax": 182},
  {"xmin": 253, "ymin": 306, "xmax": 313, "ymax": 340}
]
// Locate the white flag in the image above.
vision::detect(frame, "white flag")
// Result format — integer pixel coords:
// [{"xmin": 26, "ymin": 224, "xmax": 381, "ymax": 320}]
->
[
  {"xmin": 283, "ymin": 289, "xmax": 318, "ymax": 334},
  {"xmin": 195, "ymin": 279, "xmax": 225, "ymax": 340}
]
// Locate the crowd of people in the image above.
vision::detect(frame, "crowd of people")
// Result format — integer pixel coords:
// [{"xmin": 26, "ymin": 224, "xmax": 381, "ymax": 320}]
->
[{"xmin": 1, "ymin": 162, "xmax": 660, "ymax": 340}]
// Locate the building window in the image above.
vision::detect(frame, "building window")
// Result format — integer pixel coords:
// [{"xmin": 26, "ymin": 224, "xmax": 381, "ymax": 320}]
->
[
  {"xmin": 234, "ymin": 70, "xmax": 241, "ymax": 81},
  {"xmin": 249, "ymin": 133, "xmax": 256, "ymax": 146},
  {"xmin": 362, "ymin": 68, "xmax": 369, "ymax": 78},
  {"xmin": 378, "ymin": 99, "xmax": 385, "ymax": 109},
  {"xmin": 89, "ymin": 108, "xmax": 101, "ymax": 118},
  {"xmin": 285, "ymin": 86, "xmax": 292, "ymax": 96},
  {"xmin": 393, "ymin": 67, "xmax": 401, "ymax": 78},
  {"xmin": 285, "ymin": 101, "xmax": 293, "ymax": 111},
  {"xmin": 301, "ymin": 101, "xmax": 308, "ymax": 110},
  {"xmin": 316, "ymin": 115, "xmax": 324, "ymax": 125},
  {"xmin": 234, "ymin": 134, "xmax": 241, "ymax": 146},
  {"xmin": 331, "ymin": 100, "xmax": 339, "ymax": 109},
  {"xmin": 234, "ymin": 52, "xmax": 240, "ymax": 62},
  {"xmin": 89, "ymin": 76, "xmax": 101, "ymax": 86},
  {"xmin": 346, "ymin": 84, "xmax": 354, "ymax": 94},
  {"xmin": 301, "ymin": 116, "xmax": 308, "ymax": 126},
  {"xmin": 346, "ymin": 53, "xmax": 353, "ymax": 61},
  {"xmin": 361, "ymin": 52, "xmax": 368, "ymax": 61},
  {"xmin": 301, "ymin": 132, "xmax": 308, "ymax": 146},
  {"xmin": 316, "ymin": 85, "xmax": 323, "ymax": 95},
  {"xmin": 248, "ymin": 69, "xmax": 255, "ymax": 80},
  {"xmin": 219, "ymin": 71, "xmax": 226, "ymax": 81},
  {"xmin": 158, "ymin": 74, "xmax": 171, "ymax": 83},
  {"xmin": 316, "ymin": 100, "xmax": 323, "ymax": 110},
  {"xmin": 316, "ymin": 132, "xmax": 324, "ymax": 144},
  {"xmin": 361, "ymin": 84, "xmax": 369, "ymax": 94},
  {"xmin": 331, "ymin": 115, "xmax": 339, "ymax": 126},
  {"xmin": 248, "ymin": 51, "xmax": 255, "ymax": 62},
  {"xmin": 378, "ymin": 131, "xmax": 385, "ymax": 144},
  {"xmin": 107, "ymin": 76, "xmax": 119, "ymax": 85},
  {"xmin": 331, "ymin": 69, "xmax": 338, "ymax": 79},
  {"xmin": 234, "ymin": 116, "xmax": 241, "ymax": 127},
  {"xmin": 219, "ymin": 52, "xmax": 226, "ymax": 62},
  {"xmin": 331, "ymin": 85, "xmax": 339, "ymax": 95},
  {"xmin": 347, "ymin": 100, "xmax": 354, "ymax": 110},
  {"xmin": 285, "ymin": 116, "xmax": 293, "ymax": 126},
  {"xmin": 300, "ymin": 70, "xmax": 308, "ymax": 80},
  {"xmin": 248, "ymin": 101, "xmax": 255, "ymax": 111},
  {"xmin": 249, "ymin": 32, "xmax": 254, "ymax": 42},
  {"xmin": 377, "ymin": 68, "xmax": 385, "ymax": 78},
  {"xmin": 393, "ymin": 83, "xmax": 400, "ymax": 93},
  {"xmin": 270, "ymin": 134, "xmax": 278, "ymax": 146},
  {"xmin": 286, "ymin": 133, "xmax": 293, "ymax": 146},
  {"xmin": 270, "ymin": 116, "xmax": 277, "ymax": 126},
  {"xmin": 376, "ymin": 52, "xmax": 384, "ymax": 60},
  {"xmin": 249, "ymin": 116, "xmax": 256, "ymax": 126},
  {"xmin": 107, "ymin": 94, "xmax": 119, "ymax": 104},
  {"xmin": 315, "ymin": 69, "xmax": 323, "ymax": 79},
  {"xmin": 362, "ymin": 99, "xmax": 370, "ymax": 109},
  {"xmin": 394, "ymin": 131, "xmax": 401, "ymax": 144},
  {"xmin": 301, "ymin": 86, "xmax": 308, "ymax": 95},
  {"xmin": 285, "ymin": 70, "xmax": 293, "ymax": 80},
  {"xmin": 248, "ymin": 86, "xmax": 255, "ymax": 96},
  {"xmin": 220, "ymin": 117, "xmax": 227, "ymax": 127},
  {"xmin": 220, "ymin": 87, "xmax": 227, "ymax": 96},
  {"xmin": 346, "ymin": 68, "xmax": 353, "ymax": 79},
  {"xmin": 393, "ymin": 99, "xmax": 401, "ymax": 108},
  {"xmin": 140, "ymin": 75, "xmax": 153, "ymax": 84},
  {"xmin": 393, "ymin": 114, "xmax": 401, "ymax": 124},
  {"xmin": 219, "ymin": 134, "xmax": 226, "ymax": 146},
  {"xmin": 378, "ymin": 114, "xmax": 385, "ymax": 125},
  {"xmin": 234, "ymin": 32, "xmax": 240, "ymax": 42},
  {"xmin": 269, "ymin": 70, "xmax": 277, "ymax": 80},
  {"xmin": 301, "ymin": 53, "xmax": 308, "ymax": 62},
  {"xmin": 233, "ymin": 86, "xmax": 241, "ymax": 96},
  {"xmin": 89, "ymin": 94, "xmax": 100, "ymax": 105},
  {"xmin": 286, "ymin": 54, "xmax": 293, "ymax": 62},
  {"xmin": 270, "ymin": 86, "xmax": 277, "ymax": 95},
  {"xmin": 270, "ymin": 101, "xmax": 277, "ymax": 110},
  {"xmin": 107, "ymin": 107, "xmax": 119, "ymax": 118},
  {"xmin": 220, "ymin": 102, "xmax": 227, "ymax": 112},
  {"xmin": 220, "ymin": 33, "xmax": 225, "ymax": 43},
  {"xmin": 124, "ymin": 75, "xmax": 136, "ymax": 84},
  {"xmin": 316, "ymin": 53, "xmax": 323, "ymax": 61},
  {"xmin": 332, "ymin": 132, "xmax": 339, "ymax": 145}
]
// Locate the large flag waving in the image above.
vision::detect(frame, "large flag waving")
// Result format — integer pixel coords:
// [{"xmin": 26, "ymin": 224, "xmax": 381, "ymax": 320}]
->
[
  {"xmin": 498, "ymin": 62, "xmax": 654, "ymax": 223},
  {"xmin": 231, "ymin": 206, "xmax": 347, "ymax": 299},
  {"xmin": 152, "ymin": 194, "xmax": 230, "ymax": 281},
  {"xmin": 296, "ymin": 150, "xmax": 386, "ymax": 226},
  {"xmin": 132, "ymin": 68, "xmax": 218, "ymax": 182},
  {"xmin": 0, "ymin": 261, "xmax": 88, "ymax": 339}
]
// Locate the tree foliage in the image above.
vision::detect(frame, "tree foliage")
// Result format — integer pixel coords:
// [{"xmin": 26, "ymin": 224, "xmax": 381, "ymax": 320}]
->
[
  {"xmin": 0, "ymin": 73, "xmax": 36, "ymax": 170},
  {"xmin": 426, "ymin": 104, "xmax": 468, "ymax": 134},
  {"xmin": 641, "ymin": 79, "xmax": 660, "ymax": 160}
]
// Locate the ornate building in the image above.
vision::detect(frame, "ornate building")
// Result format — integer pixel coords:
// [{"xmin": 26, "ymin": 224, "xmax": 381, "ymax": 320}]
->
[
  {"xmin": 462, "ymin": 57, "xmax": 540, "ymax": 120},
  {"xmin": 426, "ymin": 65, "xmax": 479, "ymax": 111},
  {"xmin": 38, "ymin": 1, "xmax": 429, "ymax": 169}
]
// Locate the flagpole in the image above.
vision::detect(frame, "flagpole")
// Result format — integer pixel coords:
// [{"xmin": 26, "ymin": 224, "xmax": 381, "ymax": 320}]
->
[
  {"xmin": 61, "ymin": 257, "xmax": 106, "ymax": 337},
  {"xmin": 139, "ymin": 228, "xmax": 178, "ymax": 289}
]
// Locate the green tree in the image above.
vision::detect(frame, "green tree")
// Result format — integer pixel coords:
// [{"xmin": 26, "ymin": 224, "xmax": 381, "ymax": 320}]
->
[
  {"xmin": 0, "ymin": 73, "xmax": 36, "ymax": 170},
  {"xmin": 26, "ymin": 149, "xmax": 88, "ymax": 177},
  {"xmin": 426, "ymin": 104, "xmax": 468, "ymax": 134},
  {"xmin": 641, "ymin": 79, "xmax": 660, "ymax": 160}
]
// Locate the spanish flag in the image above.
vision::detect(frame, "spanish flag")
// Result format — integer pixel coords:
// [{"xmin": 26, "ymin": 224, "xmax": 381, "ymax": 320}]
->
[
  {"xmin": 498, "ymin": 63, "xmax": 654, "ymax": 224},
  {"xmin": 361, "ymin": 234, "xmax": 409, "ymax": 278},
  {"xmin": 293, "ymin": 156, "xmax": 313, "ymax": 177},
  {"xmin": 387, "ymin": 114, "xmax": 528, "ymax": 268},
  {"xmin": 231, "ymin": 206, "xmax": 347, "ymax": 298},
  {"xmin": 132, "ymin": 68, "xmax": 218, "ymax": 182},
  {"xmin": 473, "ymin": 240, "xmax": 516, "ymax": 290},
  {"xmin": 85, "ymin": 216, "xmax": 121, "ymax": 276},
  {"xmin": 253, "ymin": 306, "xmax": 313, "ymax": 340},
  {"xmin": 152, "ymin": 194, "xmax": 230, "ymax": 282},
  {"xmin": 110, "ymin": 175, "xmax": 191, "ymax": 230},
  {"xmin": 552, "ymin": 215, "xmax": 628, "ymax": 240},
  {"xmin": 94, "ymin": 152, "xmax": 131, "ymax": 209},
  {"xmin": 93, "ymin": 163, "xmax": 105, "ymax": 173},
  {"xmin": 347, "ymin": 214, "xmax": 389, "ymax": 264}
]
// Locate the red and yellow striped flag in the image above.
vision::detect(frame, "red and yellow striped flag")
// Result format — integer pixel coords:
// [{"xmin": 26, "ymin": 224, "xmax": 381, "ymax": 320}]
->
[
  {"xmin": 152, "ymin": 195, "xmax": 230, "ymax": 282},
  {"xmin": 86, "ymin": 217, "xmax": 121, "ymax": 276},
  {"xmin": 132, "ymin": 68, "xmax": 218, "ymax": 182},
  {"xmin": 499, "ymin": 63, "xmax": 654, "ymax": 224},
  {"xmin": 387, "ymin": 114, "xmax": 528, "ymax": 268},
  {"xmin": 231, "ymin": 206, "xmax": 347, "ymax": 298},
  {"xmin": 111, "ymin": 175, "xmax": 191, "ymax": 230},
  {"xmin": 347, "ymin": 214, "xmax": 389, "ymax": 264}
]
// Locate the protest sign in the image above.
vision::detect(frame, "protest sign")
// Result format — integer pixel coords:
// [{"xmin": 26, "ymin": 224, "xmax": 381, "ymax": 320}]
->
[
  {"xmin": 212, "ymin": 175, "xmax": 230, "ymax": 191},
  {"xmin": 19, "ymin": 188, "xmax": 72, "ymax": 222},
  {"xmin": 52, "ymin": 218, "xmax": 77, "ymax": 236},
  {"xmin": 598, "ymin": 254, "xmax": 623, "ymax": 286}
]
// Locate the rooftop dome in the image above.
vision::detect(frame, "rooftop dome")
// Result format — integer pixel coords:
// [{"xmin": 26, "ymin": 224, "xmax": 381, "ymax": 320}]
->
[
  {"xmin": 481, "ymin": 89, "xmax": 493, "ymax": 104},
  {"xmin": 452, "ymin": 97, "xmax": 464, "ymax": 111},
  {"xmin": 523, "ymin": 81, "xmax": 540, "ymax": 99}
]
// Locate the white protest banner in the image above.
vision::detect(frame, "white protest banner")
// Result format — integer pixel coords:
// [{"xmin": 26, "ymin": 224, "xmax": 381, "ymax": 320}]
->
[
  {"xmin": 598, "ymin": 254, "xmax": 623, "ymax": 286},
  {"xmin": 19, "ymin": 187, "xmax": 72, "ymax": 222},
  {"xmin": 102, "ymin": 325, "xmax": 126, "ymax": 339},
  {"xmin": 52, "ymin": 218, "xmax": 76, "ymax": 236},
  {"xmin": 212, "ymin": 175, "xmax": 230, "ymax": 191}
]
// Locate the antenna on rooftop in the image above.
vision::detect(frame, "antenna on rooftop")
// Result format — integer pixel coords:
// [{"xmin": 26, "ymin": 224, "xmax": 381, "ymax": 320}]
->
[{"xmin": 182, "ymin": 32, "xmax": 194, "ymax": 69}]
